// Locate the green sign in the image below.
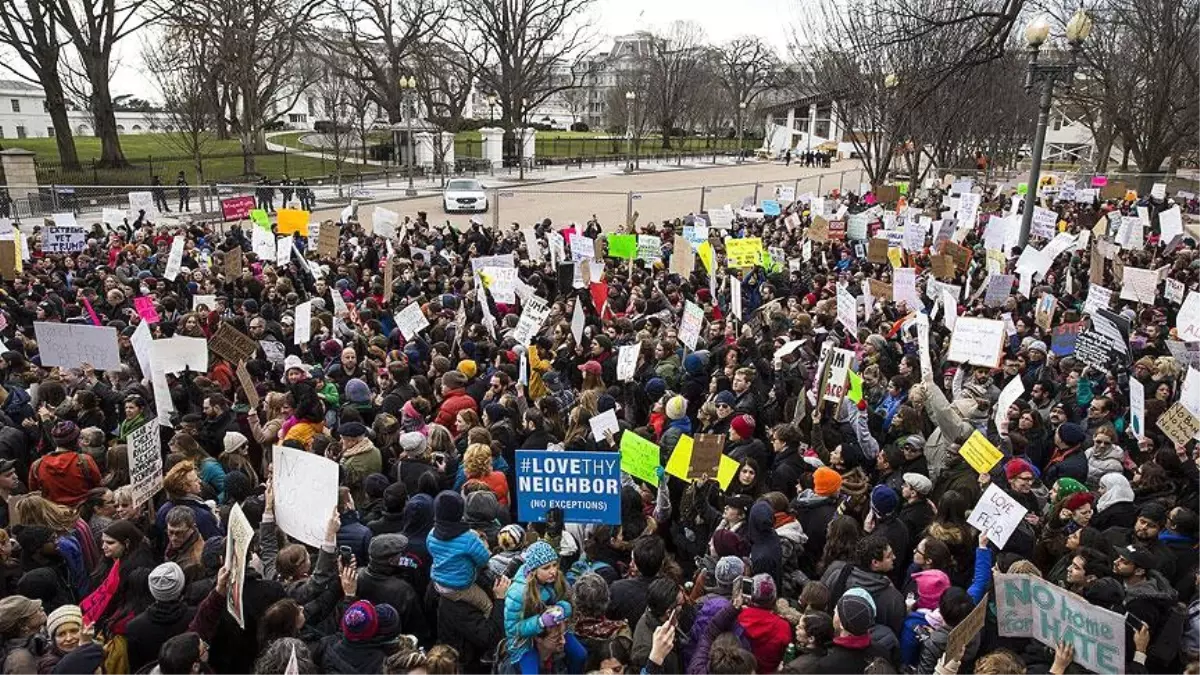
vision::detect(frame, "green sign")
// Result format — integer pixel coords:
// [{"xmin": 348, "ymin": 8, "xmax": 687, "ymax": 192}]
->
[
  {"xmin": 619, "ymin": 431, "xmax": 660, "ymax": 485},
  {"xmin": 608, "ymin": 234, "xmax": 637, "ymax": 259},
  {"xmin": 847, "ymin": 370, "xmax": 864, "ymax": 403},
  {"xmin": 250, "ymin": 209, "xmax": 270, "ymax": 230},
  {"xmin": 1016, "ymin": 183, "xmax": 1029, "ymax": 196}
]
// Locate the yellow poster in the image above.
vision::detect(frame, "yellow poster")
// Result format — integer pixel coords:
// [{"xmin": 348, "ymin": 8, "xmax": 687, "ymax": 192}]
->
[
  {"xmin": 698, "ymin": 242, "xmax": 714, "ymax": 274},
  {"xmin": 887, "ymin": 247, "xmax": 903, "ymax": 268},
  {"xmin": 960, "ymin": 431, "xmax": 1003, "ymax": 474},
  {"xmin": 666, "ymin": 434, "xmax": 738, "ymax": 490},
  {"xmin": 725, "ymin": 237, "xmax": 763, "ymax": 268},
  {"xmin": 276, "ymin": 208, "xmax": 309, "ymax": 236}
]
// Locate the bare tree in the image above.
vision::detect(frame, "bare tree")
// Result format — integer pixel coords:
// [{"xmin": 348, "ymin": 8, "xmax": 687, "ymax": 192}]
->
[
  {"xmin": 637, "ymin": 21, "xmax": 711, "ymax": 149},
  {"xmin": 143, "ymin": 39, "xmax": 217, "ymax": 180},
  {"xmin": 713, "ymin": 36, "xmax": 779, "ymax": 142},
  {"xmin": 558, "ymin": 86, "xmax": 589, "ymax": 127},
  {"xmin": 412, "ymin": 40, "xmax": 477, "ymax": 178},
  {"xmin": 0, "ymin": 0, "xmax": 81, "ymax": 169},
  {"xmin": 51, "ymin": 0, "xmax": 161, "ymax": 168},
  {"xmin": 321, "ymin": 0, "xmax": 449, "ymax": 124},
  {"xmin": 156, "ymin": 0, "xmax": 325, "ymax": 176},
  {"xmin": 604, "ymin": 70, "xmax": 652, "ymax": 166}
]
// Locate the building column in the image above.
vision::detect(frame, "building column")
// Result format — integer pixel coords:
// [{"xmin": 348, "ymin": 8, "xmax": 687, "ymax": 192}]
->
[
  {"xmin": 479, "ymin": 127, "xmax": 505, "ymax": 168},
  {"xmin": 0, "ymin": 149, "xmax": 39, "ymax": 216}
]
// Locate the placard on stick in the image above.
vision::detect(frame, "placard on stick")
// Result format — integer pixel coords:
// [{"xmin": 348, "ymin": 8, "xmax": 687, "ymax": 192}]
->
[
  {"xmin": 210, "ymin": 323, "xmax": 259, "ymax": 363},
  {"xmin": 1157, "ymin": 402, "xmax": 1200, "ymax": 446},
  {"xmin": 688, "ymin": 434, "xmax": 725, "ymax": 480}
]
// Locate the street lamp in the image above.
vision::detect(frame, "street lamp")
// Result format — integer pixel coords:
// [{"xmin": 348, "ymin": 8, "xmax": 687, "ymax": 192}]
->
[
  {"xmin": 400, "ymin": 75, "xmax": 417, "ymax": 197},
  {"xmin": 1017, "ymin": 9, "xmax": 1091, "ymax": 246},
  {"xmin": 625, "ymin": 91, "xmax": 636, "ymax": 173},
  {"xmin": 518, "ymin": 97, "xmax": 529, "ymax": 180},
  {"xmin": 487, "ymin": 93, "xmax": 497, "ymax": 123},
  {"xmin": 737, "ymin": 101, "xmax": 747, "ymax": 163}
]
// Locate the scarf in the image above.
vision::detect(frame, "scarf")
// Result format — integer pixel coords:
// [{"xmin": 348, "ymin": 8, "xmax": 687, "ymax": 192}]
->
[
  {"xmin": 1047, "ymin": 443, "xmax": 1079, "ymax": 467},
  {"xmin": 117, "ymin": 414, "xmax": 146, "ymax": 441},
  {"xmin": 773, "ymin": 512, "xmax": 797, "ymax": 529},
  {"xmin": 668, "ymin": 416, "xmax": 693, "ymax": 434},
  {"xmin": 832, "ymin": 634, "xmax": 872, "ymax": 649}
]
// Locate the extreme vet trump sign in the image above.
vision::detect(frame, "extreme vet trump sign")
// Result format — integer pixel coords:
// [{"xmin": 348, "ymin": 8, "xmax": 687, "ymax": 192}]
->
[{"xmin": 516, "ymin": 450, "xmax": 621, "ymax": 525}]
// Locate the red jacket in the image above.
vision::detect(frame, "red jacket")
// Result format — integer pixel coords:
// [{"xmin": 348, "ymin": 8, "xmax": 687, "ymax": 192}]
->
[
  {"xmin": 29, "ymin": 450, "xmax": 101, "ymax": 507},
  {"xmin": 736, "ymin": 606, "xmax": 792, "ymax": 674},
  {"xmin": 435, "ymin": 388, "xmax": 478, "ymax": 436}
]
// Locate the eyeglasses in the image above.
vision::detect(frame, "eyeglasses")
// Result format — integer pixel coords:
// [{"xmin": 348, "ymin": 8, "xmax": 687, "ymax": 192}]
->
[{"xmin": 716, "ymin": 403, "xmax": 731, "ymax": 409}]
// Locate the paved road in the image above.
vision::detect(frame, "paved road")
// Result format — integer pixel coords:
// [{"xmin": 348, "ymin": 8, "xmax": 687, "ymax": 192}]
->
[{"xmin": 313, "ymin": 160, "xmax": 866, "ymax": 233}]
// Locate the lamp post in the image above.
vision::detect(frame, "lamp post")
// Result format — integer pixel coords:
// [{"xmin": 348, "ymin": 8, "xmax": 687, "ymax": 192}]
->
[
  {"xmin": 400, "ymin": 75, "xmax": 417, "ymax": 197},
  {"xmin": 737, "ymin": 100, "xmax": 747, "ymax": 163},
  {"xmin": 1017, "ymin": 9, "xmax": 1092, "ymax": 247},
  {"xmin": 487, "ymin": 93, "xmax": 496, "ymax": 123},
  {"xmin": 624, "ymin": 91, "xmax": 636, "ymax": 173},
  {"xmin": 518, "ymin": 97, "xmax": 529, "ymax": 180}
]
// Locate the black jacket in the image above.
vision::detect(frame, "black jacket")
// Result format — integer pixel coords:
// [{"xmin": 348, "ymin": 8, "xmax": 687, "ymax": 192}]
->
[
  {"xmin": 196, "ymin": 410, "xmax": 236, "ymax": 457},
  {"xmin": 768, "ymin": 446, "xmax": 810, "ymax": 500},
  {"xmin": 792, "ymin": 493, "xmax": 838, "ymax": 571},
  {"xmin": 435, "ymin": 591, "xmax": 506, "ymax": 671},
  {"xmin": 208, "ymin": 573, "xmax": 286, "ymax": 674},
  {"xmin": 727, "ymin": 438, "xmax": 770, "ymax": 475},
  {"xmin": 606, "ymin": 575, "xmax": 653, "ymax": 629},
  {"xmin": 356, "ymin": 562, "xmax": 431, "ymax": 646},
  {"xmin": 898, "ymin": 500, "xmax": 934, "ymax": 541},
  {"xmin": 320, "ymin": 636, "xmax": 391, "ymax": 674},
  {"xmin": 125, "ymin": 601, "xmax": 196, "ymax": 672}
]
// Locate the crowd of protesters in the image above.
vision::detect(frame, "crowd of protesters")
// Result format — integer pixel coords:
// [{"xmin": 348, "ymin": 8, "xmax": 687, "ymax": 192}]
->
[{"xmin": 0, "ymin": 166, "xmax": 1195, "ymax": 675}]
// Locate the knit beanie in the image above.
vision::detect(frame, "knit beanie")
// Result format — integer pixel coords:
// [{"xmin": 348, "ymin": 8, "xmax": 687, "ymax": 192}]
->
[
  {"xmin": 715, "ymin": 391, "xmax": 736, "ymax": 407},
  {"xmin": 497, "ymin": 524, "xmax": 526, "ymax": 552},
  {"xmin": 711, "ymin": 528, "xmax": 750, "ymax": 558},
  {"xmin": 1065, "ymin": 492, "xmax": 1095, "ymax": 511},
  {"xmin": 870, "ymin": 485, "xmax": 899, "ymax": 516},
  {"xmin": 1005, "ymin": 457, "xmax": 1035, "ymax": 480},
  {"xmin": 346, "ymin": 378, "xmax": 371, "ymax": 404},
  {"xmin": 912, "ymin": 570, "xmax": 951, "ymax": 610},
  {"xmin": 750, "ymin": 573, "xmax": 777, "ymax": 608},
  {"xmin": 714, "ymin": 556, "xmax": 744, "ymax": 589},
  {"xmin": 1054, "ymin": 477, "xmax": 1087, "ymax": 501},
  {"xmin": 813, "ymin": 467, "xmax": 842, "ymax": 497},
  {"xmin": 645, "ymin": 378, "xmax": 667, "ymax": 400},
  {"xmin": 398, "ymin": 432, "xmax": 427, "ymax": 454},
  {"xmin": 730, "ymin": 414, "xmax": 755, "ymax": 439},
  {"xmin": 51, "ymin": 421, "xmax": 80, "ymax": 448},
  {"xmin": 375, "ymin": 603, "xmax": 401, "ymax": 638},
  {"xmin": 342, "ymin": 600, "xmax": 380, "ymax": 641},
  {"xmin": 222, "ymin": 431, "xmax": 250, "ymax": 455},
  {"xmin": 1057, "ymin": 422, "xmax": 1086, "ymax": 446},
  {"xmin": 434, "ymin": 490, "xmax": 465, "ymax": 523},
  {"xmin": 837, "ymin": 587, "xmax": 877, "ymax": 636},
  {"xmin": 148, "ymin": 562, "xmax": 186, "ymax": 602},
  {"xmin": 46, "ymin": 604, "xmax": 82, "ymax": 639},
  {"xmin": 363, "ymin": 473, "xmax": 390, "ymax": 500},
  {"xmin": 665, "ymin": 395, "xmax": 687, "ymax": 420},
  {"xmin": 523, "ymin": 540, "xmax": 558, "ymax": 574}
]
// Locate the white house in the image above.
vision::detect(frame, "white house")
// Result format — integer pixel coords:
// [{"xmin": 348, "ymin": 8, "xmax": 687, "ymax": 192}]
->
[
  {"xmin": 0, "ymin": 80, "xmax": 55, "ymax": 141},
  {"xmin": 759, "ymin": 93, "xmax": 849, "ymax": 157}
]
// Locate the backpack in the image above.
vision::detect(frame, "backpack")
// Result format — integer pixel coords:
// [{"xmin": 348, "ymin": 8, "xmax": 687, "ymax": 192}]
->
[{"xmin": 566, "ymin": 557, "xmax": 612, "ymax": 586}]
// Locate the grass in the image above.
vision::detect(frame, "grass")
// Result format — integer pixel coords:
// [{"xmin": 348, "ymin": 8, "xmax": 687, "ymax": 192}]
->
[{"xmin": 2, "ymin": 133, "xmax": 248, "ymax": 162}]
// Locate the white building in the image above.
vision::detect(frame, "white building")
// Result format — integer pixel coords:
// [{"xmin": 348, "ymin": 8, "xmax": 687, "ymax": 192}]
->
[
  {"xmin": 759, "ymin": 93, "xmax": 849, "ymax": 157},
  {"xmin": 0, "ymin": 79, "xmax": 163, "ymax": 140}
]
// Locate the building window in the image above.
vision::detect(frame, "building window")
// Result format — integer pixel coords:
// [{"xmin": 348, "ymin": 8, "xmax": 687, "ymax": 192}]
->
[
  {"xmin": 16, "ymin": 126, "xmax": 26, "ymax": 139},
  {"xmin": 10, "ymin": 99, "xmax": 19, "ymax": 113},
  {"xmin": 47, "ymin": 127, "xmax": 54, "ymax": 137},
  {"xmin": 289, "ymin": 113, "xmax": 308, "ymax": 124},
  {"xmin": 0, "ymin": 127, "xmax": 4, "ymax": 138},
  {"xmin": 42, "ymin": 100, "xmax": 48, "ymax": 112},
  {"xmin": 307, "ymin": 97, "xmax": 315, "ymax": 115},
  {"xmin": 1053, "ymin": 115, "xmax": 1062, "ymax": 131}
]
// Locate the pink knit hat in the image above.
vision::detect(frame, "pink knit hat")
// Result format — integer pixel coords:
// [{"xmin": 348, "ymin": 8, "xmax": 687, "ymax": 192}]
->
[{"xmin": 912, "ymin": 569, "xmax": 951, "ymax": 610}]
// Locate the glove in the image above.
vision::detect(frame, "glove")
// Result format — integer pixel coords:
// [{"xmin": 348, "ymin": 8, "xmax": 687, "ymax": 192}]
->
[
  {"xmin": 538, "ymin": 607, "xmax": 565, "ymax": 629},
  {"xmin": 655, "ymin": 466, "xmax": 665, "ymax": 482}
]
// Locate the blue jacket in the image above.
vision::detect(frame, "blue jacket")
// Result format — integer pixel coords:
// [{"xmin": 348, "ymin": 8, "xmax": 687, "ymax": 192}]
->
[
  {"xmin": 198, "ymin": 457, "xmax": 226, "ymax": 503},
  {"xmin": 968, "ymin": 545, "xmax": 992, "ymax": 604},
  {"xmin": 427, "ymin": 529, "xmax": 489, "ymax": 591},
  {"xmin": 336, "ymin": 511, "xmax": 372, "ymax": 567},
  {"xmin": 504, "ymin": 562, "xmax": 573, "ymax": 664}
]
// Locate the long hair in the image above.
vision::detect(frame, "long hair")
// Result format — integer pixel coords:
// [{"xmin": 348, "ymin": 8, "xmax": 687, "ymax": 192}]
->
[
  {"xmin": 818, "ymin": 515, "xmax": 860, "ymax": 575},
  {"xmin": 521, "ymin": 564, "xmax": 570, "ymax": 619},
  {"xmin": 104, "ymin": 446, "xmax": 130, "ymax": 489},
  {"xmin": 11, "ymin": 494, "xmax": 77, "ymax": 533},
  {"xmin": 259, "ymin": 598, "xmax": 303, "ymax": 646}
]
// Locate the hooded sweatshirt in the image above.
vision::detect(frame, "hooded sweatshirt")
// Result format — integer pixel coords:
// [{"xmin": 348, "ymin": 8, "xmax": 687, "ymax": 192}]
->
[{"xmin": 747, "ymin": 501, "xmax": 783, "ymax": 588}]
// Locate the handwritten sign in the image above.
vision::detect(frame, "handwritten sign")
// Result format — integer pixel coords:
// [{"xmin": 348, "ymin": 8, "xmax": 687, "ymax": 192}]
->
[
  {"xmin": 617, "ymin": 343, "xmax": 640, "ymax": 382},
  {"xmin": 164, "ymin": 235, "xmax": 185, "ymax": 281},
  {"xmin": 134, "ymin": 297, "xmax": 160, "ymax": 324},
  {"xmin": 619, "ymin": 432, "xmax": 660, "ymax": 485},
  {"xmin": 34, "ymin": 322, "xmax": 121, "ymax": 370},
  {"xmin": 221, "ymin": 196, "xmax": 256, "ymax": 222},
  {"xmin": 276, "ymin": 208, "xmax": 309, "ymax": 236},
  {"xmin": 960, "ymin": 431, "xmax": 1003, "ymax": 474},
  {"xmin": 1051, "ymin": 321, "xmax": 1083, "ymax": 356},
  {"xmin": 225, "ymin": 503, "xmax": 253, "ymax": 628},
  {"xmin": 126, "ymin": 421, "xmax": 162, "ymax": 508},
  {"xmin": 995, "ymin": 573, "xmax": 1125, "ymax": 673},
  {"xmin": 273, "ymin": 446, "xmax": 340, "ymax": 548},
  {"xmin": 947, "ymin": 317, "xmax": 1005, "ymax": 368},
  {"xmin": 689, "ymin": 434, "xmax": 725, "ymax": 480},
  {"xmin": 41, "ymin": 226, "xmax": 86, "ymax": 254},
  {"xmin": 679, "ymin": 301, "xmax": 704, "ymax": 350},
  {"xmin": 967, "ymin": 484, "xmax": 1028, "ymax": 549},
  {"xmin": 394, "ymin": 302, "xmax": 428, "ymax": 341},
  {"xmin": 1157, "ymin": 402, "xmax": 1200, "ymax": 446},
  {"xmin": 726, "ymin": 237, "xmax": 764, "ymax": 268},
  {"xmin": 210, "ymin": 323, "xmax": 259, "ymax": 363}
]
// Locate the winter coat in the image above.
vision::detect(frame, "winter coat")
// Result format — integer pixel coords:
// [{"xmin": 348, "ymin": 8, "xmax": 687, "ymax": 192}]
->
[
  {"xmin": 28, "ymin": 450, "xmax": 101, "ymax": 507},
  {"xmin": 154, "ymin": 496, "xmax": 222, "ymax": 540},
  {"xmin": 768, "ymin": 445, "xmax": 810, "ymax": 500},
  {"xmin": 436, "ymin": 592, "xmax": 506, "ymax": 672},
  {"xmin": 356, "ymin": 562, "xmax": 431, "ymax": 646},
  {"xmin": 820, "ymin": 561, "xmax": 906, "ymax": 638},
  {"xmin": 335, "ymin": 511, "xmax": 372, "ymax": 567},
  {"xmin": 791, "ymin": 491, "xmax": 839, "ymax": 573},
  {"xmin": 124, "ymin": 601, "xmax": 196, "ymax": 673},
  {"xmin": 339, "ymin": 438, "xmax": 382, "ymax": 508},
  {"xmin": 1090, "ymin": 500, "xmax": 1138, "ymax": 531},
  {"xmin": 435, "ymin": 388, "xmax": 478, "ymax": 433},
  {"xmin": 1043, "ymin": 446, "xmax": 1088, "ymax": 487},
  {"xmin": 428, "ymin": 528, "xmax": 490, "ymax": 591},
  {"xmin": 810, "ymin": 635, "xmax": 890, "ymax": 674},
  {"xmin": 931, "ymin": 455, "xmax": 981, "ymax": 506},
  {"xmin": 606, "ymin": 576, "xmax": 652, "ymax": 632},
  {"xmin": 503, "ymin": 561, "xmax": 573, "ymax": 664},
  {"xmin": 917, "ymin": 618, "xmax": 981, "ymax": 674},
  {"xmin": 633, "ymin": 609, "xmax": 681, "ymax": 673},
  {"xmin": 899, "ymin": 499, "xmax": 934, "ymax": 541},
  {"xmin": 687, "ymin": 604, "xmax": 748, "ymax": 675},
  {"xmin": 737, "ymin": 606, "xmax": 791, "ymax": 673},
  {"xmin": 1085, "ymin": 445, "xmax": 1126, "ymax": 488},
  {"xmin": 921, "ymin": 384, "xmax": 976, "ymax": 483},
  {"xmin": 685, "ymin": 593, "xmax": 732, "ymax": 665},
  {"xmin": 727, "ymin": 438, "xmax": 770, "ymax": 474},
  {"xmin": 320, "ymin": 637, "xmax": 390, "ymax": 674},
  {"xmin": 747, "ymin": 501, "xmax": 783, "ymax": 588}
]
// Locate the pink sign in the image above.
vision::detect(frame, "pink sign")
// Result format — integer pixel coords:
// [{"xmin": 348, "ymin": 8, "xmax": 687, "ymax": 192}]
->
[
  {"xmin": 221, "ymin": 195, "xmax": 257, "ymax": 222},
  {"xmin": 1091, "ymin": 176, "xmax": 1108, "ymax": 187},
  {"xmin": 134, "ymin": 296, "xmax": 160, "ymax": 324},
  {"xmin": 81, "ymin": 297, "xmax": 101, "ymax": 327}
]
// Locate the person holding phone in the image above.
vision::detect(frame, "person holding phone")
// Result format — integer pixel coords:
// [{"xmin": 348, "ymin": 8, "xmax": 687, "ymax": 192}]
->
[{"xmin": 503, "ymin": 540, "xmax": 586, "ymax": 673}]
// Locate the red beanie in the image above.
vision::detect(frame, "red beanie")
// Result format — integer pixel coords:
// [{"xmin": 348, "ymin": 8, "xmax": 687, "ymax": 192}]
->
[
  {"xmin": 1005, "ymin": 458, "xmax": 1034, "ymax": 480},
  {"xmin": 1065, "ymin": 492, "xmax": 1095, "ymax": 511},
  {"xmin": 731, "ymin": 414, "xmax": 755, "ymax": 439}
]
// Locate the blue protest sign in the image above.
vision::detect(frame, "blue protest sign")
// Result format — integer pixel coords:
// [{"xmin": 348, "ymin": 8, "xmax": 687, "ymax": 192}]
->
[
  {"xmin": 761, "ymin": 200, "xmax": 781, "ymax": 216},
  {"xmin": 516, "ymin": 450, "xmax": 622, "ymax": 524}
]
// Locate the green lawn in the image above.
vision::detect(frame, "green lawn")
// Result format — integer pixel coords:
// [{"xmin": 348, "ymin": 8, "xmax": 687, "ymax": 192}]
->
[{"xmin": 1, "ymin": 133, "xmax": 248, "ymax": 162}]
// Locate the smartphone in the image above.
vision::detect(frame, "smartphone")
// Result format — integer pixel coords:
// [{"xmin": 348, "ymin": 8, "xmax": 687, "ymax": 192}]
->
[
  {"xmin": 741, "ymin": 577, "xmax": 754, "ymax": 597},
  {"xmin": 1125, "ymin": 613, "xmax": 1146, "ymax": 631},
  {"xmin": 339, "ymin": 545, "xmax": 353, "ymax": 567}
]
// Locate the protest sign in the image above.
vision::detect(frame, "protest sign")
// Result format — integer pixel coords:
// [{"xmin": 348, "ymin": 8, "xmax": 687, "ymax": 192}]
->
[
  {"xmin": 589, "ymin": 408, "xmax": 620, "ymax": 443},
  {"xmin": 394, "ymin": 302, "xmax": 429, "ymax": 341},
  {"xmin": 150, "ymin": 336, "xmax": 208, "ymax": 374},
  {"xmin": 126, "ymin": 421, "xmax": 162, "ymax": 508},
  {"xmin": 1083, "ymin": 285, "xmax": 1112, "ymax": 316},
  {"xmin": 1160, "ymin": 205, "xmax": 1184, "ymax": 242},
  {"xmin": 726, "ymin": 237, "xmax": 764, "ymax": 268},
  {"xmin": 960, "ymin": 431, "xmax": 1003, "ymax": 474},
  {"xmin": 689, "ymin": 434, "xmax": 725, "ymax": 480},
  {"xmin": 679, "ymin": 301, "xmax": 704, "ymax": 350},
  {"xmin": 637, "ymin": 234, "xmax": 662, "ymax": 262},
  {"xmin": 225, "ymin": 246, "xmax": 243, "ymax": 279},
  {"xmin": 708, "ymin": 206, "xmax": 734, "ymax": 228},
  {"xmin": 293, "ymin": 299, "xmax": 312, "ymax": 345},
  {"xmin": 941, "ymin": 241, "xmax": 972, "ymax": 271},
  {"xmin": 984, "ymin": 274, "xmax": 1014, "ymax": 307},
  {"xmin": 968, "ymin": 484, "xmax": 1028, "ymax": 549},
  {"xmin": 1120, "ymin": 267, "xmax": 1159, "ymax": 304},
  {"xmin": 822, "ymin": 347, "xmax": 855, "ymax": 403},
  {"xmin": 1157, "ymin": 402, "xmax": 1200, "ymax": 446},
  {"xmin": 761, "ymin": 200, "xmax": 781, "ymax": 216},
  {"xmin": 249, "ymin": 209, "xmax": 270, "ymax": 229},
  {"xmin": 1051, "ymin": 321, "xmax": 1083, "ymax": 356},
  {"xmin": 513, "ymin": 295, "xmax": 550, "ymax": 346},
  {"xmin": 164, "ymin": 236, "xmax": 185, "ymax": 281},
  {"xmin": 516, "ymin": 450, "xmax": 621, "ymax": 525},
  {"xmin": 236, "ymin": 361, "xmax": 259, "ymax": 409},
  {"xmin": 607, "ymin": 234, "xmax": 636, "ymax": 259},
  {"xmin": 837, "ymin": 284, "xmax": 857, "ymax": 335},
  {"xmin": 372, "ymin": 206, "xmax": 399, "ymax": 238},
  {"xmin": 868, "ymin": 278, "xmax": 892, "ymax": 300},
  {"xmin": 34, "ymin": 322, "xmax": 121, "ymax": 370},
  {"xmin": 946, "ymin": 595, "xmax": 989, "ymax": 661},
  {"xmin": 1034, "ymin": 294, "xmax": 1057, "ymax": 332},
  {"xmin": 276, "ymin": 208, "xmax": 309, "ymax": 236},
  {"xmin": 41, "ymin": 226, "xmax": 86, "ymax": 254},
  {"xmin": 808, "ymin": 217, "xmax": 830, "ymax": 243},
  {"xmin": 1166, "ymin": 278, "xmax": 1186, "ymax": 304},
  {"xmin": 868, "ymin": 239, "xmax": 889, "ymax": 263},
  {"xmin": 665, "ymin": 435, "xmax": 739, "ymax": 490},
  {"xmin": 193, "ymin": 295, "xmax": 217, "ymax": 311},
  {"xmin": 570, "ymin": 234, "xmax": 596, "ymax": 261},
  {"xmin": 1177, "ymin": 292, "xmax": 1200, "ymax": 342},
  {"xmin": 252, "ymin": 226, "xmax": 275, "ymax": 260},
  {"xmin": 947, "ymin": 317, "xmax": 1005, "ymax": 368},
  {"xmin": 1075, "ymin": 308, "xmax": 1130, "ymax": 374},
  {"xmin": 272, "ymin": 446, "xmax": 340, "ymax": 547},
  {"xmin": 903, "ymin": 218, "xmax": 925, "ymax": 252},
  {"xmin": 893, "ymin": 268, "xmax": 920, "ymax": 308},
  {"xmin": 481, "ymin": 266, "xmax": 517, "ymax": 304},
  {"xmin": 1030, "ymin": 206, "xmax": 1057, "ymax": 239},
  {"xmin": 225, "ymin": 503, "xmax": 253, "ymax": 628},
  {"xmin": 100, "ymin": 208, "xmax": 124, "ymax": 228},
  {"xmin": 221, "ymin": 195, "xmax": 256, "ymax": 221},
  {"xmin": 847, "ymin": 212, "xmax": 870, "ymax": 240},
  {"xmin": 1129, "ymin": 378, "xmax": 1145, "ymax": 440},
  {"xmin": 134, "ymin": 297, "xmax": 160, "ymax": 324},
  {"xmin": 210, "ymin": 323, "xmax": 259, "ymax": 363},
  {"xmin": 317, "ymin": 223, "xmax": 340, "ymax": 259},
  {"xmin": 995, "ymin": 377, "xmax": 1025, "ymax": 435},
  {"xmin": 276, "ymin": 235, "xmax": 293, "ymax": 267},
  {"xmin": 930, "ymin": 254, "xmax": 955, "ymax": 280},
  {"xmin": 995, "ymin": 573, "xmax": 1126, "ymax": 673},
  {"xmin": 617, "ymin": 343, "xmax": 640, "ymax": 382},
  {"xmin": 619, "ymin": 432, "xmax": 660, "ymax": 486}
]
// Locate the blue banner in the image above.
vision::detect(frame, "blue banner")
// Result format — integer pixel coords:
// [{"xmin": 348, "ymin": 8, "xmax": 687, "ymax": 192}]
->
[
  {"xmin": 516, "ymin": 450, "xmax": 622, "ymax": 525},
  {"xmin": 761, "ymin": 200, "xmax": 781, "ymax": 216}
]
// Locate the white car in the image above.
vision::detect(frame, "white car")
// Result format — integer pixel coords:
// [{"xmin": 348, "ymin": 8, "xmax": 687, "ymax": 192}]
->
[{"xmin": 442, "ymin": 178, "xmax": 489, "ymax": 213}]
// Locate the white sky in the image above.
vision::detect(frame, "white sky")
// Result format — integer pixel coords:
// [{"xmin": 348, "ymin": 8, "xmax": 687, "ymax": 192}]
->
[{"xmin": 42, "ymin": 0, "xmax": 813, "ymax": 100}]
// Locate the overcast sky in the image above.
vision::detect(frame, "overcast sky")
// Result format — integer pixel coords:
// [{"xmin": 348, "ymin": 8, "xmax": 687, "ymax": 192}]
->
[{"xmin": 82, "ymin": 0, "xmax": 809, "ymax": 99}]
